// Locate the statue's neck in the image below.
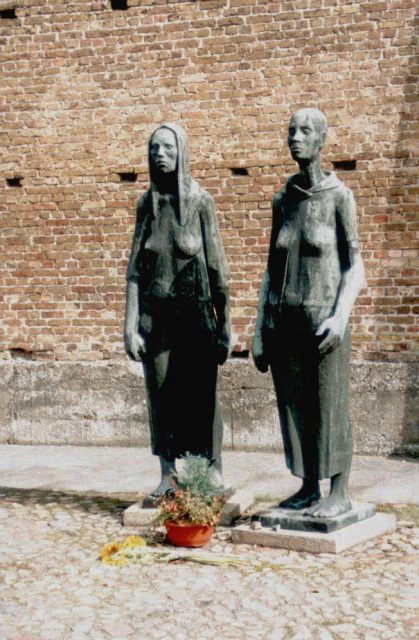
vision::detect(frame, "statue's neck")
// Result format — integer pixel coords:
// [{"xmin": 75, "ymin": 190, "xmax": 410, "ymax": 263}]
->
[
  {"xmin": 297, "ymin": 158, "xmax": 325, "ymax": 189},
  {"xmin": 154, "ymin": 172, "xmax": 178, "ymax": 195}
]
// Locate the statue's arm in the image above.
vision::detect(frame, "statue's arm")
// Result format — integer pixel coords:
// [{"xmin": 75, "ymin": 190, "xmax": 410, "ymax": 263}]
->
[
  {"xmin": 252, "ymin": 192, "xmax": 283, "ymax": 373},
  {"xmin": 124, "ymin": 195, "xmax": 148, "ymax": 362},
  {"xmin": 200, "ymin": 193, "xmax": 231, "ymax": 365},
  {"xmin": 317, "ymin": 188, "xmax": 366, "ymax": 355},
  {"xmin": 124, "ymin": 280, "xmax": 145, "ymax": 361},
  {"xmin": 252, "ymin": 270, "xmax": 270, "ymax": 372}
]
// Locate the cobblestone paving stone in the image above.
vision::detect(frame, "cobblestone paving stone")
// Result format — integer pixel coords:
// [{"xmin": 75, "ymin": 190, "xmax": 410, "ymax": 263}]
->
[{"xmin": 0, "ymin": 489, "xmax": 418, "ymax": 640}]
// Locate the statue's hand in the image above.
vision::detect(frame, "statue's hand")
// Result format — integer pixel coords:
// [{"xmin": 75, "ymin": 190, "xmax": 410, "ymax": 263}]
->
[
  {"xmin": 124, "ymin": 330, "xmax": 145, "ymax": 362},
  {"xmin": 252, "ymin": 333, "xmax": 269, "ymax": 373},
  {"xmin": 316, "ymin": 315, "xmax": 347, "ymax": 355},
  {"xmin": 217, "ymin": 326, "xmax": 230, "ymax": 365}
]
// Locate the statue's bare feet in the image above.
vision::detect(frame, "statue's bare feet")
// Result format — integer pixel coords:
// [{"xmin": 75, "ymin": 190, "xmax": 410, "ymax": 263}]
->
[
  {"xmin": 144, "ymin": 454, "xmax": 178, "ymax": 504},
  {"xmin": 150, "ymin": 474, "xmax": 178, "ymax": 497},
  {"xmin": 305, "ymin": 494, "xmax": 352, "ymax": 518},
  {"xmin": 143, "ymin": 474, "xmax": 178, "ymax": 507},
  {"xmin": 208, "ymin": 466, "xmax": 235, "ymax": 499},
  {"xmin": 279, "ymin": 483, "xmax": 321, "ymax": 510}
]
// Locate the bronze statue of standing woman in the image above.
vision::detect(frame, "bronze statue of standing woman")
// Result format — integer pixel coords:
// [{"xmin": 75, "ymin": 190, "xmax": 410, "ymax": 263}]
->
[
  {"xmin": 125, "ymin": 123, "xmax": 231, "ymax": 500},
  {"xmin": 253, "ymin": 108, "xmax": 365, "ymax": 518}
]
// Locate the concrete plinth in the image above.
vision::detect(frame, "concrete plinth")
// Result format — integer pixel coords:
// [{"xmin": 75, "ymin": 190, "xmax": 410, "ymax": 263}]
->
[
  {"xmin": 254, "ymin": 502, "xmax": 376, "ymax": 534},
  {"xmin": 123, "ymin": 504, "xmax": 157, "ymax": 527},
  {"xmin": 219, "ymin": 490, "xmax": 255, "ymax": 526},
  {"xmin": 232, "ymin": 512, "xmax": 397, "ymax": 554},
  {"xmin": 123, "ymin": 489, "xmax": 255, "ymax": 528}
]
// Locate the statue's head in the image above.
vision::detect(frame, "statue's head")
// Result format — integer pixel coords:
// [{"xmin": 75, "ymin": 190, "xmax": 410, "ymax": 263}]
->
[
  {"xmin": 288, "ymin": 108, "xmax": 328, "ymax": 163},
  {"xmin": 148, "ymin": 123, "xmax": 193, "ymax": 224},
  {"xmin": 149, "ymin": 126, "xmax": 178, "ymax": 175}
]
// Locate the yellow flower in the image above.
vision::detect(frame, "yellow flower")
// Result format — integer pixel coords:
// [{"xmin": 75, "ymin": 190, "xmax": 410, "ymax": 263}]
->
[
  {"xmin": 99, "ymin": 536, "xmax": 146, "ymax": 565},
  {"xmin": 122, "ymin": 535, "xmax": 147, "ymax": 549},
  {"xmin": 99, "ymin": 541, "xmax": 122, "ymax": 563},
  {"xmin": 108, "ymin": 556, "xmax": 128, "ymax": 567}
]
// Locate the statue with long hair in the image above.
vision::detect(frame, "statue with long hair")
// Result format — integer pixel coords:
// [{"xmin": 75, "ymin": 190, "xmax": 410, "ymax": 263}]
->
[{"xmin": 124, "ymin": 124, "xmax": 231, "ymax": 501}]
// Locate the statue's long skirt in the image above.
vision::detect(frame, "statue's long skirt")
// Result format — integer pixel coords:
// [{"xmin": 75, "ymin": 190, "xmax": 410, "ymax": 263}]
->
[
  {"xmin": 141, "ymin": 301, "xmax": 222, "ymax": 461},
  {"xmin": 269, "ymin": 306, "xmax": 352, "ymax": 480}
]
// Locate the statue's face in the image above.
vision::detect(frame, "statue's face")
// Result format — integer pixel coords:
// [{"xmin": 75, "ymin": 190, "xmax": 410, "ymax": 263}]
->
[
  {"xmin": 150, "ymin": 128, "xmax": 178, "ymax": 173},
  {"xmin": 288, "ymin": 112, "xmax": 325, "ymax": 163}
]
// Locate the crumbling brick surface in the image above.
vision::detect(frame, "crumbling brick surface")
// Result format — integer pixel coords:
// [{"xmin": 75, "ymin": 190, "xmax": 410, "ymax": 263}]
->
[{"xmin": 0, "ymin": 0, "xmax": 417, "ymax": 363}]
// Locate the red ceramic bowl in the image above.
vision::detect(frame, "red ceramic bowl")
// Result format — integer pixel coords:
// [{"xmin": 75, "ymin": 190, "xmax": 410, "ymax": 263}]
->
[{"xmin": 165, "ymin": 523, "xmax": 214, "ymax": 548}]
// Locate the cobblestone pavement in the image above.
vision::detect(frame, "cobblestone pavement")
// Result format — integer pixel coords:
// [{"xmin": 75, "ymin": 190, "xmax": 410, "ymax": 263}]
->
[{"xmin": 0, "ymin": 489, "xmax": 418, "ymax": 640}]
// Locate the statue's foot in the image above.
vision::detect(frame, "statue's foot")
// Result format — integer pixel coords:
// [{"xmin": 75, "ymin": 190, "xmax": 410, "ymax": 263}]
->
[
  {"xmin": 143, "ymin": 475, "xmax": 178, "ymax": 507},
  {"xmin": 209, "ymin": 467, "xmax": 235, "ymax": 499},
  {"xmin": 279, "ymin": 486, "xmax": 321, "ymax": 510},
  {"xmin": 213, "ymin": 484, "xmax": 235, "ymax": 500},
  {"xmin": 304, "ymin": 495, "xmax": 352, "ymax": 518},
  {"xmin": 151, "ymin": 474, "xmax": 178, "ymax": 497}
]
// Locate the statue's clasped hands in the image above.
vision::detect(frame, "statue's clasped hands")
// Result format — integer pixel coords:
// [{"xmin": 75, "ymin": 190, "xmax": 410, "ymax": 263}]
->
[{"xmin": 316, "ymin": 315, "xmax": 347, "ymax": 355}]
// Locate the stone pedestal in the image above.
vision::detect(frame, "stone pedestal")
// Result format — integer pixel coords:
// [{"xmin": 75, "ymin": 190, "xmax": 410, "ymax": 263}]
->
[
  {"xmin": 123, "ymin": 503, "xmax": 157, "ymax": 527},
  {"xmin": 232, "ymin": 507, "xmax": 397, "ymax": 554},
  {"xmin": 123, "ymin": 489, "xmax": 255, "ymax": 528},
  {"xmin": 253, "ymin": 502, "xmax": 376, "ymax": 533}
]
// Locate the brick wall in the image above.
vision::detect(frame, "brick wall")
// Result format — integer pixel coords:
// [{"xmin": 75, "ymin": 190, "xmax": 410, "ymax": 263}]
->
[{"xmin": 0, "ymin": 0, "xmax": 417, "ymax": 364}]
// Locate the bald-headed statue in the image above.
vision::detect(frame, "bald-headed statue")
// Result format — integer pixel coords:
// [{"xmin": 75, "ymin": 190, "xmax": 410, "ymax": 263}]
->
[{"xmin": 253, "ymin": 109, "xmax": 365, "ymax": 518}]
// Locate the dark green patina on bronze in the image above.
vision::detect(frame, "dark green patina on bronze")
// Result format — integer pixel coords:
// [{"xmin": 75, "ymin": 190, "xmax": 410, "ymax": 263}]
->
[
  {"xmin": 124, "ymin": 124, "xmax": 232, "ymax": 502},
  {"xmin": 253, "ymin": 109, "xmax": 366, "ymax": 520}
]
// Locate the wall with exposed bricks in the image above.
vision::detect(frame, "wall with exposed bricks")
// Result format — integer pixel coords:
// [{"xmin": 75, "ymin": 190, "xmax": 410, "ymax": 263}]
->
[
  {"xmin": 1, "ymin": 0, "xmax": 417, "ymax": 363},
  {"xmin": 0, "ymin": 0, "xmax": 417, "ymax": 451}
]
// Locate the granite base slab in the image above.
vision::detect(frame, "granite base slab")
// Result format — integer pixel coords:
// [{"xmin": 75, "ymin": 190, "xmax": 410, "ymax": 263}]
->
[
  {"xmin": 232, "ymin": 513, "xmax": 397, "ymax": 554},
  {"xmin": 123, "ymin": 503, "xmax": 157, "ymax": 527},
  {"xmin": 123, "ymin": 489, "xmax": 255, "ymax": 528},
  {"xmin": 253, "ymin": 502, "xmax": 376, "ymax": 533},
  {"xmin": 219, "ymin": 490, "xmax": 255, "ymax": 526}
]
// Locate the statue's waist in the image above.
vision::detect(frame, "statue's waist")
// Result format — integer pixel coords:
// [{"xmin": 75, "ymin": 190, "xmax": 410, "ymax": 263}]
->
[
  {"xmin": 267, "ymin": 290, "xmax": 336, "ymax": 309},
  {"xmin": 265, "ymin": 299, "xmax": 334, "ymax": 333},
  {"xmin": 141, "ymin": 295, "xmax": 213, "ymax": 312}
]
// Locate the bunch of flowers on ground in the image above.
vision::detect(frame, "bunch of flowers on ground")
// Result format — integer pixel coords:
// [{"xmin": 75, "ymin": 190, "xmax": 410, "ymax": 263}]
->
[{"xmin": 99, "ymin": 535, "xmax": 146, "ymax": 566}]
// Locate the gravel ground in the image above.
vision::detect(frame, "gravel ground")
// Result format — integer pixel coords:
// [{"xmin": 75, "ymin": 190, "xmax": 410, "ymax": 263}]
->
[{"xmin": 0, "ymin": 488, "xmax": 418, "ymax": 640}]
